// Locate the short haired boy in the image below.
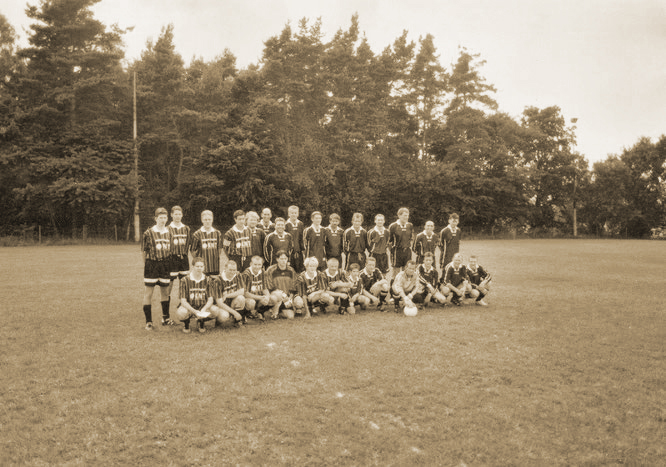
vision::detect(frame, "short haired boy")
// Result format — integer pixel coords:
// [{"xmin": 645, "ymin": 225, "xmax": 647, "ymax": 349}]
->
[
  {"xmin": 246, "ymin": 211, "xmax": 267, "ymax": 266},
  {"xmin": 440, "ymin": 213, "xmax": 462, "ymax": 272},
  {"xmin": 414, "ymin": 221, "xmax": 438, "ymax": 265},
  {"xmin": 260, "ymin": 208, "xmax": 275, "ymax": 234},
  {"xmin": 265, "ymin": 250, "xmax": 303, "ymax": 319},
  {"xmin": 467, "ymin": 255, "xmax": 492, "ymax": 306},
  {"xmin": 323, "ymin": 257, "xmax": 353, "ymax": 311},
  {"xmin": 324, "ymin": 213, "xmax": 344, "ymax": 266},
  {"xmin": 303, "ymin": 211, "xmax": 327, "ymax": 271},
  {"xmin": 296, "ymin": 257, "xmax": 335, "ymax": 318},
  {"xmin": 343, "ymin": 213, "xmax": 368, "ymax": 270},
  {"xmin": 174, "ymin": 257, "xmax": 224, "ymax": 334},
  {"xmin": 190, "ymin": 210, "xmax": 224, "ymax": 276},
  {"xmin": 440, "ymin": 253, "xmax": 471, "ymax": 306},
  {"xmin": 389, "ymin": 207, "xmax": 415, "ymax": 277},
  {"xmin": 391, "ymin": 260, "xmax": 424, "ymax": 313},
  {"xmin": 223, "ymin": 210, "xmax": 252, "ymax": 272},
  {"xmin": 285, "ymin": 206, "xmax": 306, "ymax": 273},
  {"xmin": 212, "ymin": 260, "xmax": 247, "ymax": 326},
  {"xmin": 417, "ymin": 252, "xmax": 447, "ymax": 306},
  {"xmin": 242, "ymin": 255, "xmax": 278, "ymax": 320},
  {"xmin": 264, "ymin": 217, "xmax": 293, "ymax": 266},
  {"xmin": 359, "ymin": 256, "xmax": 390, "ymax": 311},
  {"xmin": 340, "ymin": 263, "xmax": 370, "ymax": 314},
  {"xmin": 141, "ymin": 207, "xmax": 173, "ymax": 330},
  {"xmin": 367, "ymin": 214, "xmax": 390, "ymax": 275}
]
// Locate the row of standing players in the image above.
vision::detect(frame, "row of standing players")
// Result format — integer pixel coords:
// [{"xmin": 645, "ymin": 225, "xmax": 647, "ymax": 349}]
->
[{"xmin": 141, "ymin": 206, "xmax": 492, "ymax": 332}]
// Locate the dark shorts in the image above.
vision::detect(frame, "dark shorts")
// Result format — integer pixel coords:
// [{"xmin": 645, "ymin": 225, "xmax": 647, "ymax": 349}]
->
[
  {"xmin": 392, "ymin": 248, "xmax": 412, "ymax": 269},
  {"xmin": 391, "ymin": 289, "xmax": 425, "ymax": 304},
  {"xmin": 227, "ymin": 255, "xmax": 251, "ymax": 272},
  {"xmin": 144, "ymin": 259, "xmax": 171, "ymax": 287},
  {"xmin": 345, "ymin": 252, "xmax": 366, "ymax": 270},
  {"xmin": 170, "ymin": 255, "xmax": 190, "ymax": 278},
  {"xmin": 371, "ymin": 252, "xmax": 389, "ymax": 274},
  {"xmin": 290, "ymin": 251, "xmax": 304, "ymax": 273}
]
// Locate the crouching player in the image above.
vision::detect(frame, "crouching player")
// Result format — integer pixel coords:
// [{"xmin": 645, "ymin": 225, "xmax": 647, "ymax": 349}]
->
[
  {"xmin": 212, "ymin": 260, "xmax": 246, "ymax": 327},
  {"xmin": 467, "ymin": 255, "xmax": 492, "ymax": 306},
  {"xmin": 418, "ymin": 252, "xmax": 447, "ymax": 307},
  {"xmin": 297, "ymin": 257, "xmax": 335, "ymax": 318},
  {"xmin": 359, "ymin": 256, "xmax": 390, "ymax": 311},
  {"xmin": 440, "ymin": 253, "xmax": 471, "ymax": 306},
  {"xmin": 265, "ymin": 250, "xmax": 303, "ymax": 319},
  {"xmin": 243, "ymin": 255, "xmax": 278, "ymax": 321},
  {"xmin": 391, "ymin": 260, "xmax": 424, "ymax": 313},
  {"xmin": 323, "ymin": 257, "xmax": 353, "ymax": 312},
  {"xmin": 174, "ymin": 257, "xmax": 225, "ymax": 333}
]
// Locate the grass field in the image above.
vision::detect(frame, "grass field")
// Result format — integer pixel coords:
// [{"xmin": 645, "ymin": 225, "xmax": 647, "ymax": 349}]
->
[{"xmin": 1, "ymin": 240, "xmax": 664, "ymax": 465}]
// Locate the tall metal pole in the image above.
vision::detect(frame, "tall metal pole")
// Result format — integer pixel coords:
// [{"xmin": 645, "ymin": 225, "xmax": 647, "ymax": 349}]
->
[{"xmin": 133, "ymin": 71, "xmax": 140, "ymax": 242}]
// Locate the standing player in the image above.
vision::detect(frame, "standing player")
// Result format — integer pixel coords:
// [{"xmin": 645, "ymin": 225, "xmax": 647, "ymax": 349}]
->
[
  {"xmin": 265, "ymin": 250, "xmax": 302, "ymax": 319},
  {"xmin": 391, "ymin": 260, "xmax": 424, "ymax": 313},
  {"xmin": 367, "ymin": 214, "xmax": 390, "ymax": 276},
  {"xmin": 141, "ymin": 207, "xmax": 173, "ymax": 330},
  {"xmin": 359, "ymin": 256, "xmax": 390, "ymax": 311},
  {"xmin": 324, "ymin": 213, "xmax": 344, "ymax": 267},
  {"xmin": 388, "ymin": 207, "xmax": 415, "ymax": 279},
  {"xmin": 440, "ymin": 213, "xmax": 462, "ymax": 273},
  {"xmin": 343, "ymin": 212, "xmax": 368, "ymax": 270},
  {"xmin": 296, "ymin": 257, "xmax": 335, "ymax": 317},
  {"xmin": 242, "ymin": 255, "xmax": 279, "ymax": 319},
  {"xmin": 213, "ymin": 260, "xmax": 246, "ymax": 326},
  {"xmin": 174, "ymin": 257, "xmax": 223, "ymax": 334},
  {"xmin": 264, "ymin": 217, "xmax": 293, "ymax": 266},
  {"xmin": 417, "ymin": 252, "xmax": 447, "ymax": 306},
  {"xmin": 303, "ymin": 211, "xmax": 326, "ymax": 271},
  {"xmin": 259, "ymin": 208, "xmax": 275, "ymax": 233},
  {"xmin": 246, "ymin": 211, "xmax": 267, "ymax": 267},
  {"xmin": 190, "ymin": 210, "xmax": 224, "ymax": 277},
  {"xmin": 285, "ymin": 205, "xmax": 306, "ymax": 273},
  {"xmin": 467, "ymin": 255, "xmax": 492, "ymax": 306},
  {"xmin": 414, "ymin": 221, "xmax": 438, "ymax": 265},
  {"xmin": 441, "ymin": 253, "xmax": 471, "ymax": 306},
  {"xmin": 223, "ymin": 210, "xmax": 252, "ymax": 272},
  {"xmin": 166, "ymin": 205, "xmax": 191, "ymax": 324}
]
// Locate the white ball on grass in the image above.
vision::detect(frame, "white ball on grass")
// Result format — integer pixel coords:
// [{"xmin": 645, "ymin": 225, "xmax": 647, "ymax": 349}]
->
[{"xmin": 403, "ymin": 305, "xmax": 418, "ymax": 316}]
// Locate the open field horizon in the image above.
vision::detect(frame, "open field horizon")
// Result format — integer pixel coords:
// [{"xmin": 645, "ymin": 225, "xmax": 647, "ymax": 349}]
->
[{"xmin": 1, "ymin": 240, "xmax": 664, "ymax": 465}]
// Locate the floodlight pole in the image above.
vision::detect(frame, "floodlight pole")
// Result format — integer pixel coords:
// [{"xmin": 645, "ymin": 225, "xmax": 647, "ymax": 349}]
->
[
  {"xmin": 133, "ymin": 71, "xmax": 140, "ymax": 242},
  {"xmin": 571, "ymin": 118, "xmax": 578, "ymax": 238}
]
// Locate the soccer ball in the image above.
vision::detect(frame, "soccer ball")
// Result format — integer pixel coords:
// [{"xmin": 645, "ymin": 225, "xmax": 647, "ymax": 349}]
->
[{"xmin": 403, "ymin": 305, "xmax": 418, "ymax": 316}]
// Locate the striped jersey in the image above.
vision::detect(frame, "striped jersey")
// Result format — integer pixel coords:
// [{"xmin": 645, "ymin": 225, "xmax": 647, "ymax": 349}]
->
[
  {"xmin": 388, "ymin": 221, "xmax": 414, "ymax": 250},
  {"xmin": 248, "ymin": 227, "xmax": 266, "ymax": 260},
  {"xmin": 367, "ymin": 226, "xmax": 389, "ymax": 254},
  {"xmin": 191, "ymin": 227, "xmax": 223, "ymax": 274},
  {"xmin": 142, "ymin": 226, "xmax": 172, "ymax": 261},
  {"xmin": 264, "ymin": 231, "xmax": 293, "ymax": 265},
  {"xmin": 242, "ymin": 268, "xmax": 268, "ymax": 295},
  {"xmin": 324, "ymin": 225, "xmax": 344, "ymax": 258},
  {"xmin": 265, "ymin": 264, "xmax": 298, "ymax": 294},
  {"xmin": 413, "ymin": 231, "xmax": 438, "ymax": 259},
  {"xmin": 285, "ymin": 219, "xmax": 305, "ymax": 252},
  {"xmin": 179, "ymin": 273, "xmax": 211, "ymax": 310},
  {"xmin": 297, "ymin": 270, "xmax": 326, "ymax": 296},
  {"xmin": 323, "ymin": 269, "xmax": 348, "ymax": 291},
  {"xmin": 343, "ymin": 226, "xmax": 368, "ymax": 254},
  {"xmin": 443, "ymin": 263, "xmax": 468, "ymax": 287},
  {"xmin": 168, "ymin": 222, "xmax": 191, "ymax": 256},
  {"xmin": 223, "ymin": 225, "xmax": 252, "ymax": 257},
  {"xmin": 303, "ymin": 225, "xmax": 326, "ymax": 263},
  {"xmin": 215, "ymin": 271, "xmax": 244, "ymax": 299}
]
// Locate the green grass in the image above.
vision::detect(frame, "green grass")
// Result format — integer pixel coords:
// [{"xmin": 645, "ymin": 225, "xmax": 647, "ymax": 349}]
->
[{"xmin": 1, "ymin": 240, "xmax": 664, "ymax": 465}]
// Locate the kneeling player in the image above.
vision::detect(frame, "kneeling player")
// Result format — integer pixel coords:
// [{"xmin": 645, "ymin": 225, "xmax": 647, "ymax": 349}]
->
[
  {"xmin": 212, "ymin": 260, "xmax": 246, "ymax": 327},
  {"xmin": 243, "ymin": 255, "xmax": 279, "ymax": 320},
  {"xmin": 265, "ymin": 250, "xmax": 302, "ymax": 319},
  {"xmin": 174, "ymin": 257, "xmax": 225, "ymax": 333},
  {"xmin": 297, "ymin": 257, "xmax": 335, "ymax": 318},
  {"xmin": 360, "ymin": 256, "xmax": 390, "ymax": 311},
  {"xmin": 467, "ymin": 255, "xmax": 492, "ymax": 306},
  {"xmin": 418, "ymin": 252, "xmax": 447, "ymax": 306},
  {"xmin": 440, "ymin": 253, "xmax": 471, "ymax": 306},
  {"xmin": 323, "ymin": 257, "xmax": 353, "ymax": 310},
  {"xmin": 391, "ymin": 260, "xmax": 424, "ymax": 312},
  {"xmin": 343, "ymin": 263, "xmax": 372, "ymax": 314}
]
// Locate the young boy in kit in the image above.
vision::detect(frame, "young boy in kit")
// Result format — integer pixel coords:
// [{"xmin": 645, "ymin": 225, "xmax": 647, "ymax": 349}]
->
[
  {"xmin": 323, "ymin": 257, "xmax": 353, "ymax": 310},
  {"xmin": 243, "ymin": 255, "xmax": 279, "ymax": 320},
  {"xmin": 324, "ymin": 213, "xmax": 344, "ymax": 267},
  {"xmin": 391, "ymin": 260, "xmax": 424, "ymax": 313},
  {"xmin": 343, "ymin": 212, "xmax": 368, "ymax": 270},
  {"xmin": 264, "ymin": 217, "xmax": 293, "ymax": 266},
  {"xmin": 440, "ymin": 253, "xmax": 471, "ymax": 306},
  {"xmin": 164, "ymin": 205, "xmax": 191, "ymax": 325},
  {"xmin": 467, "ymin": 255, "xmax": 492, "ymax": 306},
  {"xmin": 174, "ymin": 257, "xmax": 224, "ymax": 334},
  {"xmin": 141, "ymin": 207, "xmax": 173, "ymax": 330},
  {"xmin": 417, "ymin": 252, "xmax": 447, "ymax": 306},
  {"xmin": 389, "ymin": 207, "xmax": 415, "ymax": 278},
  {"xmin": 367, "ymin": 214, "xmax": 390, "ymax": 275},
  {"xmin": 285, "ymin": 205, "xmax": 306, "ymax": 273},
  {"xmin": 414, "ymin": 221, "xmax": 438, "ymax": 265},
  {"xmin": 340, "ymin": 263, "xmax": 371, "ymax": 315},
  {"xmin": 213, "ymin": 260, "xmax": 246, "ymax": 327},
  {"xmin": 440, "ymin": 213, "xmax": 462, "ymax": 272},
  {"xmin": 246, "ymin": 211, "xmax": 267, "ymax": 266},
  {"xmin": 190, "ymin": 210, "xmax": 224, "ymax": 277},
  {"xmin": 296, "ymin": 257, "xmax": 335, "ymax": 318},
  {"xmin": 359, "ymin": 256, "xmax": 390, "ymax": 311},
  {"xmin": 223, "ymin": 210, "xmax": 252, "ymax": 272},
  {"xmin": 303, "ymin": 211, "xmax": 327, "ymax": 271},
  {"xmin": 265, "ymin": 250, "xmax": 303, "ymax": 319}
]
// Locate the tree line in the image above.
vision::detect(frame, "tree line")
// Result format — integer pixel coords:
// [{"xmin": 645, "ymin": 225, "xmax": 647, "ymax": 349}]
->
[{"xmin": 1, "ymin": 0, "xmax": 664, "ymax": 239}]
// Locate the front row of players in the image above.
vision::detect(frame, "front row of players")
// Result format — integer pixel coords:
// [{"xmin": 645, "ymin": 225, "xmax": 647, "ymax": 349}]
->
[{"xmin": 167, "ymin": 250, "xmax": 491, "ymax": 334}]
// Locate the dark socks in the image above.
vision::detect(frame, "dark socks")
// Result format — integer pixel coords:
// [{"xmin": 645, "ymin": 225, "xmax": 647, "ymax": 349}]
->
[
  {"xmin": 143, "ymin": 304, "xmax": 152, "ymax": 323},
  {"xmin": 161, "ymin": 300, "xmax": 170, "ymax": 319}
]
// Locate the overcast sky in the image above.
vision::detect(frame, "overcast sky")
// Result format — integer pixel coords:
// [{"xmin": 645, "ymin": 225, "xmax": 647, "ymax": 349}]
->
[{"xmin": 3, "ymin": 0, "xmax": 665, "ymax": 165}]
